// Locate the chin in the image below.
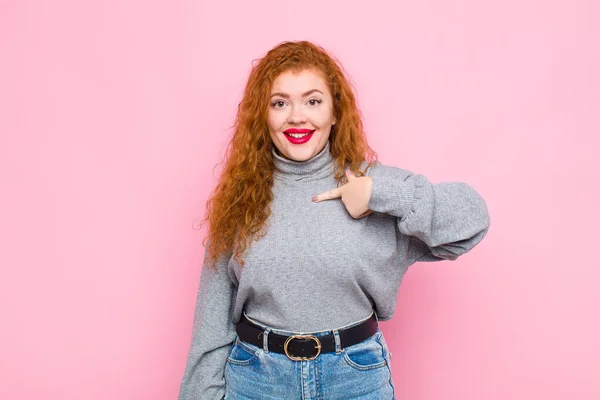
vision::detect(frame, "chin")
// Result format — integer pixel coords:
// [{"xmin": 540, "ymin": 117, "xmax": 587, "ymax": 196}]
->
[
  {"xmin": 277, "ymin": 138, "xmax": 328, "ymax": 161},
  {"xmin": 283, "ymin": 146, "xmax": 318, "ymax": 161}
]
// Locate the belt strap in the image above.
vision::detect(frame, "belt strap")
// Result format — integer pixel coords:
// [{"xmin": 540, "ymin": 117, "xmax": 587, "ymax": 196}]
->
[{"xmin": 236, "ymin": 313, "xmax": 378, "ymax": 359}]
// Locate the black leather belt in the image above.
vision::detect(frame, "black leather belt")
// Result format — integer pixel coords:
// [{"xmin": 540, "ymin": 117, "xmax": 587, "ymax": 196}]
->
[{"xmin": 236, "ymin": 313, "xmax": 378, "ymax": 361}]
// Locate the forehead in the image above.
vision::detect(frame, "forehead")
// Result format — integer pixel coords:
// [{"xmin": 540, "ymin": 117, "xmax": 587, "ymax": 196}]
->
[{"xmin": 270, "ymin": 69, "xmax": 330, "ymax": 94}]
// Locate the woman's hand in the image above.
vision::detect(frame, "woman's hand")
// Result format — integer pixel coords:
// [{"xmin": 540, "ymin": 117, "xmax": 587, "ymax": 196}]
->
[{"xmin": 312, "ymin": 169, "xmax": 373, "ymax": 219}]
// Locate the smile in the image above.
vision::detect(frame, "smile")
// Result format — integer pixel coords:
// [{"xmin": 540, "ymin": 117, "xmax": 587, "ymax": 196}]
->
[
  {"xmin": 283, "ymin": 129, "xmax": 316, "ymax": 144},
  {"xmin": 287, "ymin": 132, "xmax": 311, "ymax": 138}
]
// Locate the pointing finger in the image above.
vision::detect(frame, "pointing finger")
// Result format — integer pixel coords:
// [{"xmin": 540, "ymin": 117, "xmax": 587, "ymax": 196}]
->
[{"xmin": 312, "ymin": 187, "xmax": 343, "ymax": 202}]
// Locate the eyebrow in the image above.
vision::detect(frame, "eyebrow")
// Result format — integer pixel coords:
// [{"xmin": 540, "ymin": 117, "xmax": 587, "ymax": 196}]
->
[{"xmin": 270, "ymin": 89, "xmax": 324, "ymax": 98}]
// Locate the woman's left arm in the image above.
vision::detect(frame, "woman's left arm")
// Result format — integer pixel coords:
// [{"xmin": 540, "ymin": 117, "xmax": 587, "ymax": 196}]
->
[{"xmin": 367, "ymin": 163, "xmax": 491, "ymax": 262}]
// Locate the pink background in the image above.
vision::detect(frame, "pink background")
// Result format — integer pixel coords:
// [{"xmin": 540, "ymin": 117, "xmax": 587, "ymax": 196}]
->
[{"xmin": 1, "ymin": 0, "xmax": 599, "ymax": 399}]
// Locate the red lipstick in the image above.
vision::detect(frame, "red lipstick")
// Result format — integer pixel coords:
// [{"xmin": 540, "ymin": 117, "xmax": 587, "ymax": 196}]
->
[{"xmin": 283, "ymin": 128, "xmax": 315, "ymax": 144}]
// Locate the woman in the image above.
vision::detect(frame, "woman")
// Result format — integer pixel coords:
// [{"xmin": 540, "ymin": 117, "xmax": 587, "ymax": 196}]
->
[{"xmin": 178, "ymin": 41, "xmax": 490, "ymax": 400}]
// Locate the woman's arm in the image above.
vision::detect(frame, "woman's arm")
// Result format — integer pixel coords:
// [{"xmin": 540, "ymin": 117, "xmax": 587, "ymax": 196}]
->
[
  {"xmin": 367, "ymin": 163, "xmax": 490, "ymax": 265},
  {"xmin": 178, "ymin": 246, "xmax": 237, "ymax": 400}
]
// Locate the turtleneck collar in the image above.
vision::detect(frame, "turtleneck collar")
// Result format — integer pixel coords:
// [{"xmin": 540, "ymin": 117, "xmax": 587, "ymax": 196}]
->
[{"xmin": 272, "ymin": 140, "xmax": 335, "ymax": 182}]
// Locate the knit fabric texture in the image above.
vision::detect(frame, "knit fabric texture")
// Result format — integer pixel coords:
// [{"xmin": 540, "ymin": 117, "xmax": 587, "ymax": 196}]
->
[{"xmin": 178, "ymin": 140, "xmax": 490, "ymax": 399}]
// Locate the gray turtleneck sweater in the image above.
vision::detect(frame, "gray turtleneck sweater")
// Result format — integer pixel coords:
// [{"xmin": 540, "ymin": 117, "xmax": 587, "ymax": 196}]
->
[{"xmin": 178, "ymin": 141, "xmax": 490, "ymax": 399}]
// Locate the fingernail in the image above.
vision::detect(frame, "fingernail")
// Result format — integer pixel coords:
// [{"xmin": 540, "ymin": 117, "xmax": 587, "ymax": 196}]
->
[{"xmin": 312, "ymin": 196, "xmax": 318, "ymax": 202}]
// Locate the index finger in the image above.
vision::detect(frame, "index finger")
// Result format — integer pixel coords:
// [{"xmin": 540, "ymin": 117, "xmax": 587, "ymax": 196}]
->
[{"xmin": 312, "ymin": 187, "xmax": 342, "ymax": 202}]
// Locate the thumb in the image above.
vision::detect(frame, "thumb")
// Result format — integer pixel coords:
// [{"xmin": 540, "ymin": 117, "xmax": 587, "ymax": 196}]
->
[{"xmin": 345, "ymin": 169, "xmax": 356, "ymax": 181}]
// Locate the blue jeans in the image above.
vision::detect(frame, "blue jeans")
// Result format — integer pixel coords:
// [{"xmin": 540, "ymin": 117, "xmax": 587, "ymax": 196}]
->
[{"xmin": 224, "ymin": 312, "xmax": 396, "ymax": 399}]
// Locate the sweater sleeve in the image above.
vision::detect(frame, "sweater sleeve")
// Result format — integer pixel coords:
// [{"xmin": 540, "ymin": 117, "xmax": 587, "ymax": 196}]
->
[
  {"xmin": 178, "ymin": 247, "xmax": 237, "ymax": 400},
  {"xmin": 366, "ymin": 163, "xmax": 490, "ymax": 265}
]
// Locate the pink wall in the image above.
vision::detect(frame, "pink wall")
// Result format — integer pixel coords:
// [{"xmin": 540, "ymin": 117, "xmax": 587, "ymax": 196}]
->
[{"xmin": 2, "ymin": 0, "xmax": 599, "ymax": 399}]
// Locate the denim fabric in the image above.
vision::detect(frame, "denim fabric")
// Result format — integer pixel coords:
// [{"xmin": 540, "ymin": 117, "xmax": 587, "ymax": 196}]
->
[{"xmin": 224, "ymin": 314, "xmax": 395, "ymax": 400}]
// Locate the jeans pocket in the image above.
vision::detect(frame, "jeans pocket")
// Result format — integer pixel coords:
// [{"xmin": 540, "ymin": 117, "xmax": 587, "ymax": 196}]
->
[
  {"xmin": 342, "ymin": 331, "xmax": 387, "ymax": 371},
  {"xmin": 226, "ymin": 337, "xmax": 260, "ymax": 366}
]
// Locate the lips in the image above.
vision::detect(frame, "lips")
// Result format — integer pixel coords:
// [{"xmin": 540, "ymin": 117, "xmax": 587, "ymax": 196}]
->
[
  {"xmin": 283, "ymin": 128, "xmax": 316, "ymax": 144},
  {"xmin": 284, "ymin": 128, "xmax": 315, "ymax": 134}
]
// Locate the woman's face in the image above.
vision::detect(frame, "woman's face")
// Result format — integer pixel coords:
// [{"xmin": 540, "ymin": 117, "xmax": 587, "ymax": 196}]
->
[{"xmin": 267, "ymin": 68, "xmax": 336, "ymax": 161}]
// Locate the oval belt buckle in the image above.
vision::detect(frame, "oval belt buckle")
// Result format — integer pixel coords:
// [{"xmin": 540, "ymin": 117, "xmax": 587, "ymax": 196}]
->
[{"xmin": 284, "ymin": 335, "xmax": 321, "ymax": 361}]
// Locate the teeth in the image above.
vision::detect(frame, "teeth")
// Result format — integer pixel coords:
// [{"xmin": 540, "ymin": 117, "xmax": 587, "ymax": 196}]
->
[{"xmin": 288, "ymin": 133, "xmax": 311, "ymax": 138}]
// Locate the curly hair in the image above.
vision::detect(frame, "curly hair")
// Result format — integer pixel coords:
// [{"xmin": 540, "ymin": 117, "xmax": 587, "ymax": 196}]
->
[{"xmin": 201, "ymin": 40, "xmax": 378, "ymax": 269}]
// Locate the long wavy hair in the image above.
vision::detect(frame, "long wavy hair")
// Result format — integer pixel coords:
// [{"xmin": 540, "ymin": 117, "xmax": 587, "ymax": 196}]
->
[{"xmin": 202, "ymin": 40, "xmax": 378, "ymax": 269}]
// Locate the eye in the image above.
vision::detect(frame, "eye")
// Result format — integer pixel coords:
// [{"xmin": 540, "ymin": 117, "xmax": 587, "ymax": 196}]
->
[
  {"xmin": 308, "ymin": 99, "xmax": 322, "ymax": 106},
  {"xmin": 271, "ymin": 100, "xmax": 286, "ymax": 108}
]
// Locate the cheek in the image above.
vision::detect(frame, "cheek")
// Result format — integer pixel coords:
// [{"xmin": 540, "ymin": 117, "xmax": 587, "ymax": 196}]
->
[
  {"xmin": 267, "ymin": 111, "xmax": 285, "ymax": 132},
  {"xmin": 266, "ymin": 115, "xmax": 275, "ymax": 132},
  {"xmin": 313, "ymin": 109, "xmax": 336, "ymax": 126}
]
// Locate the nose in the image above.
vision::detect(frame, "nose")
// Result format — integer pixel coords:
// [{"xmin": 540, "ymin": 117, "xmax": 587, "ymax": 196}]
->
[{"xmin": 286, "ymin": 105, "xmax": 307, "ymax": 124}]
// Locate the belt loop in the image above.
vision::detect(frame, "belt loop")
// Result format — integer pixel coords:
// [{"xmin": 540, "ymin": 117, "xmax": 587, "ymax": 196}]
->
[
  {"xmin": 262, "ymin": 328, "xmax": 271, "ymax": 353},
  {"xmin": 333, "ymin": 329, "xmax": 342, "ymax": 354}
]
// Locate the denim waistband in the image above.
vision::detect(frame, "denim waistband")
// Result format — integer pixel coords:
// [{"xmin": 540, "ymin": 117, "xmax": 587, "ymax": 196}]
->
[{"xmin": 240, "ymin": 311, "xmax": 379, "ymax": 338}]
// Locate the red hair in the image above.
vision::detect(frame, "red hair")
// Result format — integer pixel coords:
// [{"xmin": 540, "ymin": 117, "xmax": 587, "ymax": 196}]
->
[{"xmin": 202, "ymin": 40, "xmax": 378, "ymax": 268}]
